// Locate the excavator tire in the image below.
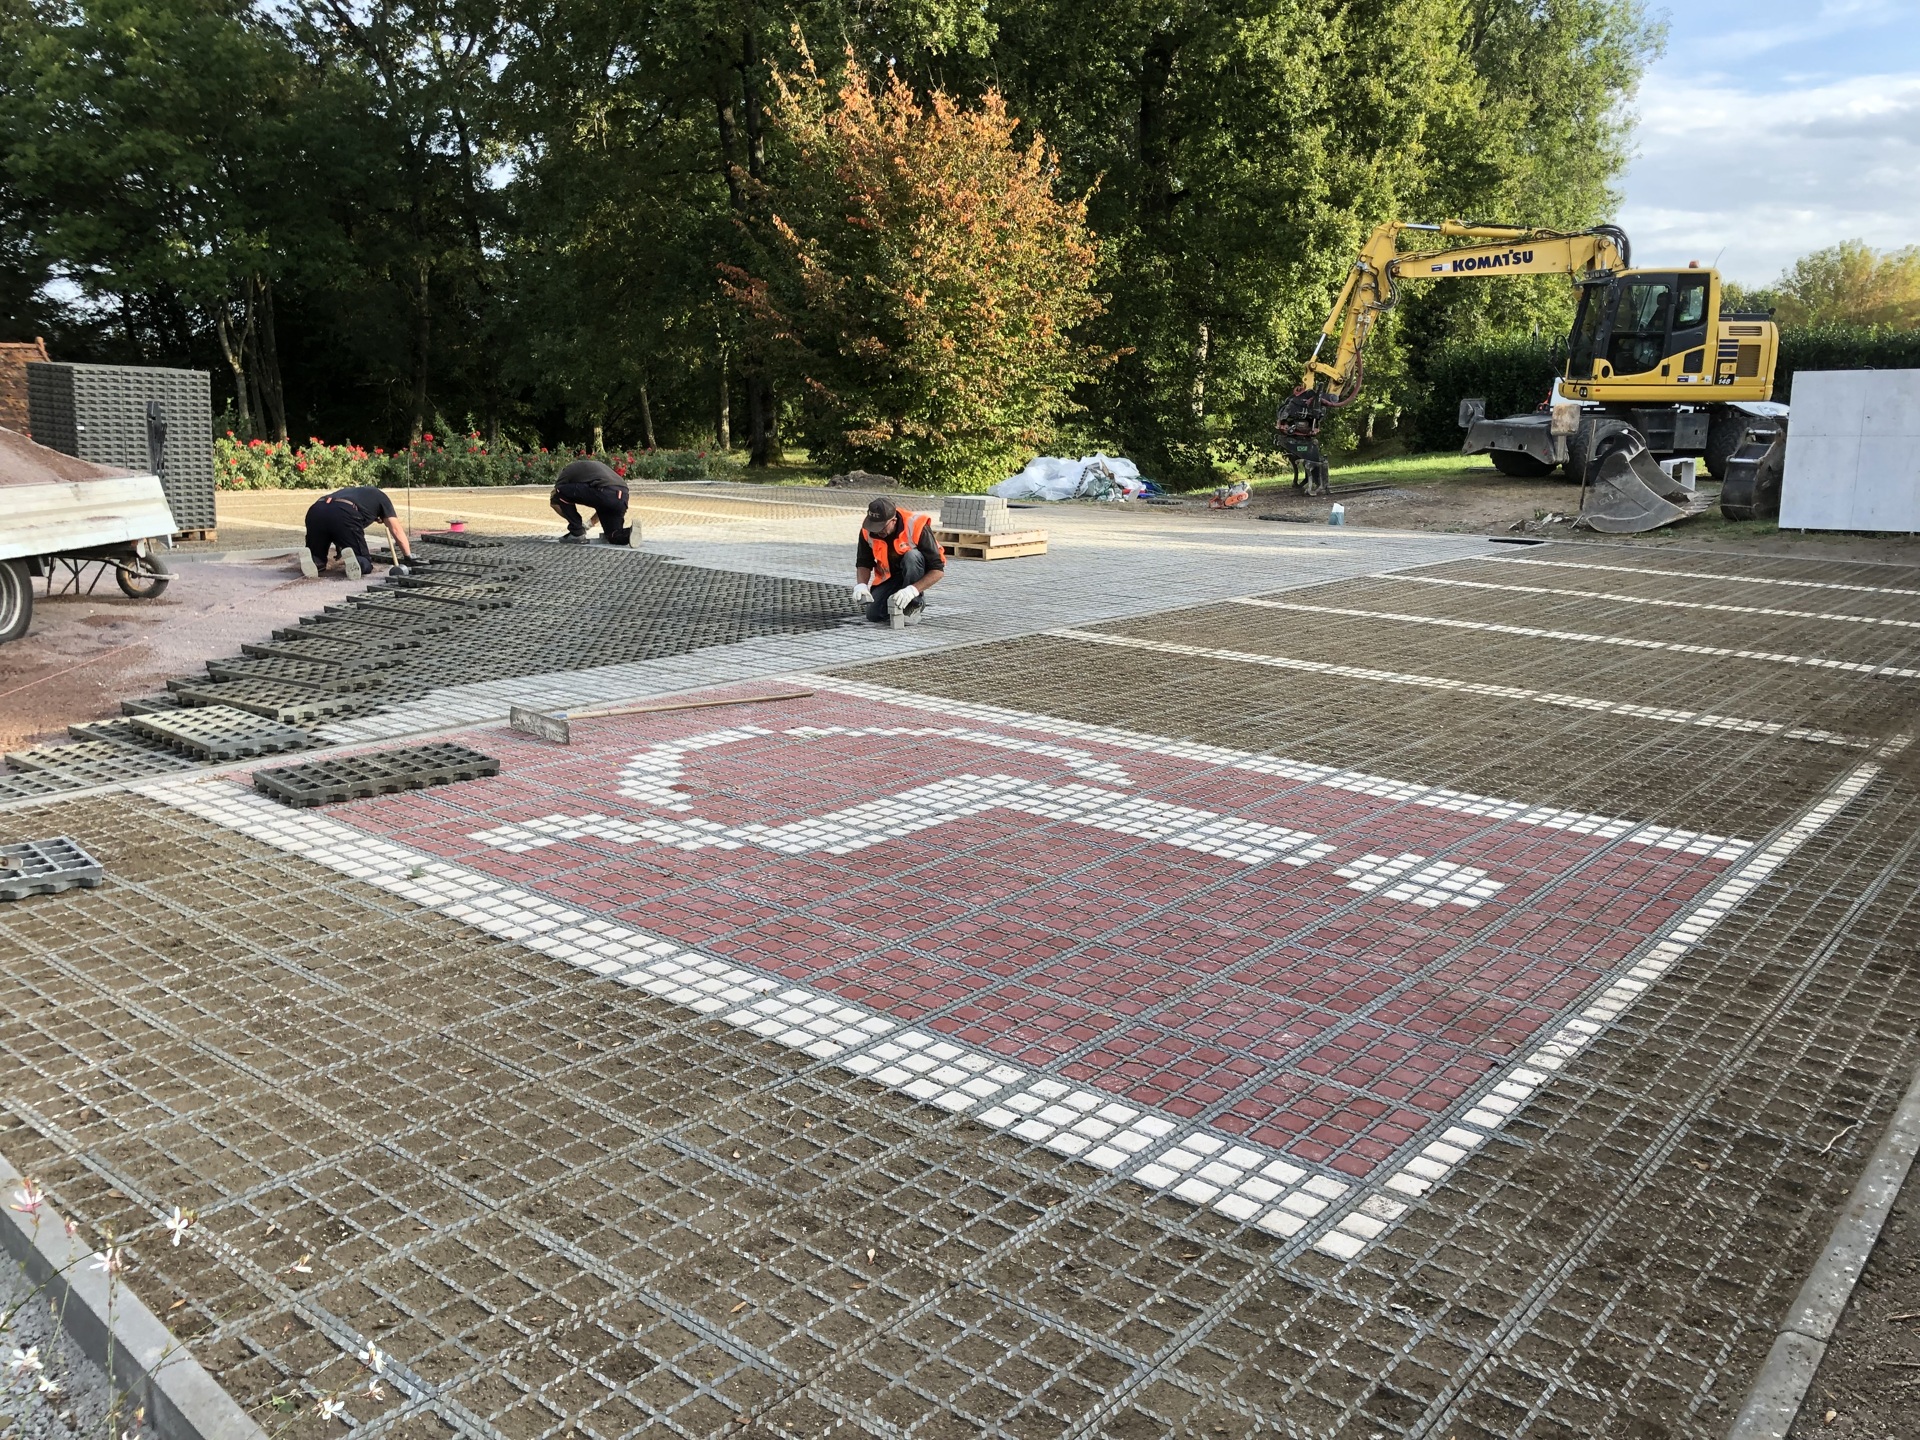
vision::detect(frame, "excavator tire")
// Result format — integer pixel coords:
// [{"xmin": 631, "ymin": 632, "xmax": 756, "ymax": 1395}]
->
[
  {"xmin": 1488, "ymin": 449, "xmax": 1555, "ymax": 478},
  {"xmin": 1564, "ymin": 417, "xmax": 1636, "ymax": 489}
]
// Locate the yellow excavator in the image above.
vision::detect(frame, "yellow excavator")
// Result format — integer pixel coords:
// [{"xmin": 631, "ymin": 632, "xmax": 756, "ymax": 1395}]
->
[{"xmin": 1276, "ymin": 220, "xmax": 1790, "ymax": 531}]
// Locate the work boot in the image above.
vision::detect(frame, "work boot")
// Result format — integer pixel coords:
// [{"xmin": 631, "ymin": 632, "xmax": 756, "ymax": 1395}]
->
[
  {"xmin": 559, "ymin": 531, "xmax": 589, "ymax": 545},
  {"xmin": 343, "ymin": 552, "xmax": 363, "ymax": 581},
  {"xmin": 903, "ymin": 596, "xmax": 927, "ymax": 626},
  {"xmin": 605, "ymin": 525, "xmax": 633, "ymax": 547},
  {"xmin": 297, "ymin": 549, "xmax": 318, "ymax": 580}
]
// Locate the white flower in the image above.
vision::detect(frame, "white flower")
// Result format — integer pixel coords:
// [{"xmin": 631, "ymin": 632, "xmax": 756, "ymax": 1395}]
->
[
  {"xmin": 358, "ymin": 1344, "xmax": 386, "ymax": 1374},
  {"xmin": 365, "ymin": 1380, "xmax": 386, "ymax": 1401},
  {"xmin": 163, "ymin": 1207, "xmax": 193, "ymax": 1247},
  {"xmin": 37, "ymin": 1376, "xmax": 59, "ymax": 1396},
  {"xmin": 287, "ymin": 1254, "xmax": 313, "ymax": 1275},
  {"xmin": 92, "ymin": 1247, "xmax": 123, "ymax": 1277},
  {"xmin": 10, "ymin": 1181, "xmax": 43, "ymax": 1216},
  {"xmin": 316, "ymin": 1397, "xmax": 346, "ymax": 1423},
  {"xmin": 8, "ymin": 1346, "xmax": 43, "ymax": 1374}
]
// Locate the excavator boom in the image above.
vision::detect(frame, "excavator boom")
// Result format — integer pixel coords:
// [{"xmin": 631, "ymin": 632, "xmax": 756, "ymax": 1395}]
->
[
  {"xmin": 1301, "ymin": 221, "xmax": 1628, "ymax": 401},
  {"xmin": 1277, "ymin": 219, "xmax": 1629, "ymax": 503}
]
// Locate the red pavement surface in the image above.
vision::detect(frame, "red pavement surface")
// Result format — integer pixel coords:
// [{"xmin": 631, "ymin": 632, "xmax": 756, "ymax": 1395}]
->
[{"xmin": 329, "ymin": 691, "xmax": 1739, "ymax": 1182}]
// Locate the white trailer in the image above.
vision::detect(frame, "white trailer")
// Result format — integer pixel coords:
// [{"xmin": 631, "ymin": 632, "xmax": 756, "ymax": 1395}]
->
[{"xmin": 0, "ymin": 429, "xmax": 178, "ymax": 643}]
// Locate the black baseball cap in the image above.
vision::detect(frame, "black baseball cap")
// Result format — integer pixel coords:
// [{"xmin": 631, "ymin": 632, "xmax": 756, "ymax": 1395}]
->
[{"xmin": 863, "ymin": 497, "xmax": 898, "ymax": 532}]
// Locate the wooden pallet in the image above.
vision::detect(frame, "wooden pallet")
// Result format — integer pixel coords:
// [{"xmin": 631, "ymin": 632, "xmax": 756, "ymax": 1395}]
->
[
  {"xmin": 176, "ymin": 528, "xmax": 218, "ymax": 542},
  {"xmin": 935, "ymin": 527, "xmax": 1048, "ymax": 560}
]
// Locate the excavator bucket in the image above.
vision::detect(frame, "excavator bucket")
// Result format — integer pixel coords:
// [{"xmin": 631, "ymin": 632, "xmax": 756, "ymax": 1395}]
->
[{"xmin": 1578, "ymin": 441, "xmax": 1693, "ymax": 534}]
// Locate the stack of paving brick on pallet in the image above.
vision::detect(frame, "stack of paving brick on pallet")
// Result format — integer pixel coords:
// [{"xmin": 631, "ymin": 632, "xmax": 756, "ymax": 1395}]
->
[
  {"xmin": 935, "ymin": 494, "xmax": 1048, "ymax": 560},
  {"xmin": 26, "ymin": 361, "xmax": 217, "ymax": 537}
]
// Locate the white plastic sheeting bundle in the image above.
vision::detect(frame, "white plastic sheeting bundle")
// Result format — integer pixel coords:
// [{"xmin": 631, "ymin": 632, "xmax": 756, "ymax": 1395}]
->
[{"xmin": 989, "ymin": 453, "xmax": 1148, "ymax": 501}]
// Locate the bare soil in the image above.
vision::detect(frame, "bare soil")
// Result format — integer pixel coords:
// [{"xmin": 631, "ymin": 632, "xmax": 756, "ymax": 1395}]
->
[
  {"xmin": 1788, "ymin": 1157, "xmax": 1920, "ymax": 1439},
  {"xmin": 1169, "ymin": 468, "xmax": 1920, "ymax": 568}
]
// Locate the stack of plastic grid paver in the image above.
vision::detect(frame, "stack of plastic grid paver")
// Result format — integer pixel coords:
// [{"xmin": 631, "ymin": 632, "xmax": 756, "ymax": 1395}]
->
[{"xmin": 26, "ymin": 361, "xmax": 216, "ymax": 530}]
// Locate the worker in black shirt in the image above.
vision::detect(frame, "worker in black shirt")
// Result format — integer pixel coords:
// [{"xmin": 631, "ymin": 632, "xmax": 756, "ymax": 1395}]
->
[
  {"xmin": 854, "ymin": 497, "xmax": 944, "ymax": 627},
  {"xmin": 549, "ymin": 457, "xmax": 634, "ymax": 546},
  {"xmin": 299, "ymin": 485, "xmax": 420, "ymax": 580}
]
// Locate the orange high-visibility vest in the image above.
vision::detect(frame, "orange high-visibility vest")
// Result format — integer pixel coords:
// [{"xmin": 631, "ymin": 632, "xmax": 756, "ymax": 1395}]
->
[{"xmin": 864, "ymin": 511, "xmax": 939, "ymax": 584}]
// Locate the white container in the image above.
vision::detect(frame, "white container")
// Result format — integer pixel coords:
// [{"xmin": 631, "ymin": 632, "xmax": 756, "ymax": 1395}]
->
[
  {"xmin": 1329, "ymin": 503, "xmax": 1345, "ymax": 526},
  {"xmin": 1659, "ymin": 457, "xmax": 1697, "ymax": 492}
]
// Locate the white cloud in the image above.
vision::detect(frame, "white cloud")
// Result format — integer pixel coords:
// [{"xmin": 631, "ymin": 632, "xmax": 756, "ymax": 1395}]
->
[{"xmin": 1618, "ymin": 72, "xmax": 1920, "ymax": 284}]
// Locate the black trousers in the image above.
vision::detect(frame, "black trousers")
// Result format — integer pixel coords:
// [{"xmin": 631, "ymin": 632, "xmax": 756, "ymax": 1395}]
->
[
  {"xmin": 865, "ymin": 549, "xmax": 928, "ymax": 623},
  {"xmin": 550, "ymin": 480, "xmax": 629, "ymax": 538},
  {"xmin": 304, "ymin": 497, "xmax": 373, "ymax": 571}
]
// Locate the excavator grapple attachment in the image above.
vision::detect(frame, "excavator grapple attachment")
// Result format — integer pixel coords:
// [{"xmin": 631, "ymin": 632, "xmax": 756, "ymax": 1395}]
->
[{"xmin": 1578, "ymin": 437, "xmax": 1694, "ymax": 534}]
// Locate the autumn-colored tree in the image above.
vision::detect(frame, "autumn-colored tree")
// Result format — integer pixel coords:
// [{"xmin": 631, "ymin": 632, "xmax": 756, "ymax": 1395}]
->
[{"xmin": 732, "ymin": 47, "xmax": 1102, "ymax": 490}]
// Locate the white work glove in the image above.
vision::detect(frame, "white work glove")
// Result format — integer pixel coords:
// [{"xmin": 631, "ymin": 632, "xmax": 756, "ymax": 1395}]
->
[
  {"xmin": 853, "ymin": 582, "xmax": 872, "ymax": 605},
  {"xmin": 887, "ymin": 584, "xmax": 919, "ymax": 614}
]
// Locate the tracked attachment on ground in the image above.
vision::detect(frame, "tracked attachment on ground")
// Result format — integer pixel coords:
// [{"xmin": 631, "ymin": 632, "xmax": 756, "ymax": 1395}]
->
[
  {"xmin": 252, "ymin": 743, "xmax": 500, "ymax": 807},
  {"xmin": 1578, "ymin": 433, "xmax": 1695, "ymax": 533}
]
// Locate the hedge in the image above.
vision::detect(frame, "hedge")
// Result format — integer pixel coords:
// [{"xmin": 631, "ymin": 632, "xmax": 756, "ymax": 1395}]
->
[
  {"xmin": 216, "ymin": 430, "xmax": 729, "ymax": 490},
  {"xmin": 1404, "ymin": 324, "xmax": 1920, "ymax": 453}
]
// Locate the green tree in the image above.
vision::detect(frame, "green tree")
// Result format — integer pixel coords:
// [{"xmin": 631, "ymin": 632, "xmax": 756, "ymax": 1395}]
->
[
  {"xmin": 733, "ymin": 47, "xmax": 1101, "ymax": 489},
  {"xmin": 1763, "ymin": 240, "xmax": 1920, "ymax": 329},
  {"xmin": 0, "ymin": 0, "xmax": 301, "ymax": 433},
  {"xmin": 965, "ymin": 0, "xmax": 1659, "ymax": 480}
]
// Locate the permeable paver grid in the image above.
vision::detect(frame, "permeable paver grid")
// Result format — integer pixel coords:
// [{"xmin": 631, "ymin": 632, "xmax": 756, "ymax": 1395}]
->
[{"xmin": 159, "ymin": 680, "xmax": 1760, "ymax": 1247}]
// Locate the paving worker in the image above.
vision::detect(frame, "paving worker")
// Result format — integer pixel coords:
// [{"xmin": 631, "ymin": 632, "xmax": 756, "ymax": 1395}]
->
[
  {"xmin": 854, "ymin": 496, "xmax": 944, "ymax": 628},
  {"xmin": 549, "ymin": 457, "xmax": 633, "ymax": 546},
  {"xmin": 299, "ymin": 484, "xmax": 420, "ymax": 580}
]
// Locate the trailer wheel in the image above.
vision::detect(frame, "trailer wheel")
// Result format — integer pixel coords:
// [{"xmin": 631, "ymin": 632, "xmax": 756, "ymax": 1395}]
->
[
  {"xmin": 115, "ymin": 554, "xmax": 172, "ymax": 599},
  {"xmin": 0, "ymin": 559, "xmax": 33, "ymax": 642},
  {"xmin": 1489, "ymin": 449, "xmax": 1555, "ymax": 478}
]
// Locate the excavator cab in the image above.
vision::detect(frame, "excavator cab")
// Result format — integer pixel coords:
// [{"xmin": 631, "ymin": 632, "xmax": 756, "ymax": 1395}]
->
[{"xmin": 1564, "ymin": 269, "xmax": 1725, "ymax": 392}]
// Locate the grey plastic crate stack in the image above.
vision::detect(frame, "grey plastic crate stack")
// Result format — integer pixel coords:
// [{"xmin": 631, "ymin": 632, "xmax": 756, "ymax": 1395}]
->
[{"xmin": 26, "ymin": 362, "xmax": 217, "ymax": 532}]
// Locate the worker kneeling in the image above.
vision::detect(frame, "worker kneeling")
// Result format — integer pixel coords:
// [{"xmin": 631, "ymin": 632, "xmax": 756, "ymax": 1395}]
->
[
  {"xmin": 300, "ymin": 485, "xmax": 420, "ymax": 580},
  {"xmin": 549, "ymin": 457, "xmax": 633, "ymax": 546},
  {"xmin": 854, "ymin": 497, "xmax": 943, "ymax": 629}
]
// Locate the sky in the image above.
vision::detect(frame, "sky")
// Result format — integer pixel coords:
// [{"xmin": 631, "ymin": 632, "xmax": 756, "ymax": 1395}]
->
[{"xmin": 1617, "ymin": 0, "xmax": 1920, "ymax": 285}]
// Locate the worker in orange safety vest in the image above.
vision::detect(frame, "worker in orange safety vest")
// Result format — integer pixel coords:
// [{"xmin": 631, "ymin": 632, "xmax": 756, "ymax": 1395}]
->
[{"xmin": 853, "ymin": 496, "xmax": 945, "ymax": 628}]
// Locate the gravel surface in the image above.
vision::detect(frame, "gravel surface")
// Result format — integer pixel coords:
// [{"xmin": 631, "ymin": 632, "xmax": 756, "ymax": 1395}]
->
[{"xmin": 0, "ymin": 1250, "xmax": 116, "ymax": 1440}]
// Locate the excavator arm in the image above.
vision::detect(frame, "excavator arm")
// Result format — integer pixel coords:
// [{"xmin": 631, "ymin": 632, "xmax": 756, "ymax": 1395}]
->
[{"xmin": 1279, "ymin": 220, "xmax": 1629, "ymax": 492}]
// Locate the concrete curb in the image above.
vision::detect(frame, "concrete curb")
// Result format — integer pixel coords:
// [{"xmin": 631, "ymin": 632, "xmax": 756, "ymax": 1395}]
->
[
  {"xmin": 0, "ymin": 1151, "xmax": 267, "ymax": 1440},
  {"xmin": 1729, "ymin": 1060, "xmax": 1920, "ymax": 1438}
]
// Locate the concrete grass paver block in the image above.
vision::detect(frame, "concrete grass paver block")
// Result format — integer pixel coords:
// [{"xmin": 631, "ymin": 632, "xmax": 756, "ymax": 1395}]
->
[
  {"xmin": 252, "ymin": 742, "xmax": 500, "ymax": 807},
  {"xmin": 169, "ymin": 678, "xmax": 371, "ymax": 723},
  {"xmin": 0, "ymin": 836, "xmax": 103, "ymax": 900},
  {"xmin": 129, "ymin": 705, "xmax": 314, "ymax": 760},
  {"xmin": 204, "ymin": 656, "xmax": 392, "ymax": 693}
]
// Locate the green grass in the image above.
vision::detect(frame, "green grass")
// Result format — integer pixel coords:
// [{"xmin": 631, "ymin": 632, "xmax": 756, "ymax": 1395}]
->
[{"xmin": 1247, "ymin": 450, "xmax": 1496, "ymax": 491}]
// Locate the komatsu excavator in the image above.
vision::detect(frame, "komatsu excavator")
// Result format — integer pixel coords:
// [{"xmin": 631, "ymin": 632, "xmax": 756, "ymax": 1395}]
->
[{"xmin": 1276, "ymin": 221, "xmax": 1790, "ymax": 532}]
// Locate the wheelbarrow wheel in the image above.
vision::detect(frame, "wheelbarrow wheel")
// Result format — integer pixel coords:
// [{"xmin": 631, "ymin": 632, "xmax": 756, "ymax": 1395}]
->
[
  {"xmin": 116, "ymin": 554, "xmax": 172, "ymax": 599},
  {"xmin": 0, "ymin": 558, "xmax": 33, "ymax": 641}
]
